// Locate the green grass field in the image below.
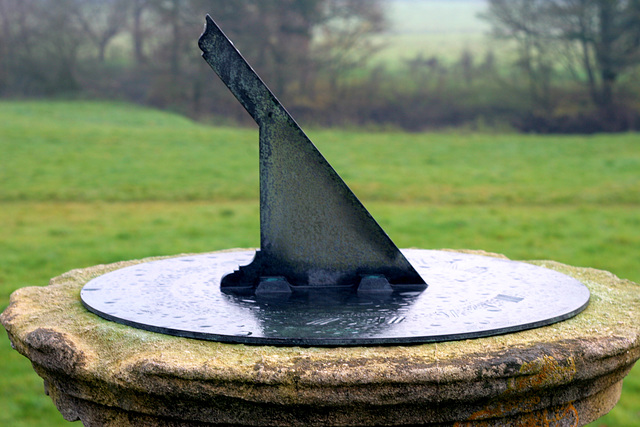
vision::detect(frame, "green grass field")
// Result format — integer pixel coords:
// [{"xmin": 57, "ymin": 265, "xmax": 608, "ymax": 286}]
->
[{"xmin": 1, "ymin": 101, "xmax": 639, "ymax": 426}]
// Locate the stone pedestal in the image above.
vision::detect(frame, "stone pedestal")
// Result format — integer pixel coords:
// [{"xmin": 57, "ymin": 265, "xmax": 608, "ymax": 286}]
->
[{"xmin": 2, "ymin": 251, "xmax": 639, "ymax": 426}]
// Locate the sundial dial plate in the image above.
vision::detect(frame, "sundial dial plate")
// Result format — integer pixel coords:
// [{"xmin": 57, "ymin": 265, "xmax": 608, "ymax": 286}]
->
[{"xmin": 81, "ymin": 249, "xmax": 590, "ymax": 346}]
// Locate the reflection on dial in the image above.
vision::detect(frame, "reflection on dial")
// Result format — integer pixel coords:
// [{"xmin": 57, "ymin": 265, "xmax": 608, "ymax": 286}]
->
[{"xmin": 81, "ymin": 250, "xmax": 590, "ymax": 346}]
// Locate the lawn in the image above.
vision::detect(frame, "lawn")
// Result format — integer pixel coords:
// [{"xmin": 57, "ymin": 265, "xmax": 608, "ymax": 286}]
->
[{"xmin": 0, "ymin": 101, "xmax": 639, "ymax": 426}]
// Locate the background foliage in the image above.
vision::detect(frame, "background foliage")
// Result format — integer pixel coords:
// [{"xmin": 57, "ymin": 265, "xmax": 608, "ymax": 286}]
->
[{"xmin": 2, "ymin": 0, "xmax": 640, "ymax": 132}]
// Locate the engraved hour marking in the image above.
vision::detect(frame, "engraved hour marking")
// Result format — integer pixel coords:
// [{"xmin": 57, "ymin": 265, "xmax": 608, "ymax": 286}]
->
[{"xmin": 496, "ymin": 294, "xmax": 524, "ymax": 303}]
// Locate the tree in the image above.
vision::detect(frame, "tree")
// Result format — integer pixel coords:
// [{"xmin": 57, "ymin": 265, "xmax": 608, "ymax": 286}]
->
[
  {"xmin": 71, "ymin": 0, "xmax": 130, "ymax": 63},
  {"xmin": 0, "ymin": 0, "xmax": 385, "ymax": 123},
  {"xmin": 131, "ymin": 0, "xmax": 152, "ymax": 66},
  {"xmin": 483, "ymin": 0, "xmax": 557, "ymax": 112},
  {"xmin": 141, "ymin": 0, "xmax": 385, "ymax": 118},
  {"xmin": 312, "ymin": 0, "xmax": 386, "ymax": 95},
  {"xmin": 485, "ymin": 0, "xmax": 640, "ymax": 114},
  {"xmin": 189, "ymin": 0, "xmax": 384, "ymax": 101},
  {"xmin": 0, "ymin": 0, "xmax": 86, "ymax": 95},
  {"xmin": 548, "ymin": 0, "xmax": 640, "ymax": 111}
]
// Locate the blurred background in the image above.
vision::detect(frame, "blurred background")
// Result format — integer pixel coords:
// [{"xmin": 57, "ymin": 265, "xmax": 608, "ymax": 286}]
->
[
  {"xmin": 1, "ymin": 1, "xmax": 639, "ymax": 426},
  {"xmin": 2, "ymin": 0, "xmax": 640, "ymax": 132}
]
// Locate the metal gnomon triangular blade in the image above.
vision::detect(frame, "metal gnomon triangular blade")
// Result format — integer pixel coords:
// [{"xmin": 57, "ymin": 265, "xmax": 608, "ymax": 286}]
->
[{"xmin": 198, "ymin": 15, "xmax": 426, "ymax": 294}]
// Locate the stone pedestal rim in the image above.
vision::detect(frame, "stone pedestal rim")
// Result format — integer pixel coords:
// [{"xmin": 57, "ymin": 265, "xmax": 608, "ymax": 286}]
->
[{"xmin": 2, "ymin": 249, "xmax": 639, "ymax": 426}]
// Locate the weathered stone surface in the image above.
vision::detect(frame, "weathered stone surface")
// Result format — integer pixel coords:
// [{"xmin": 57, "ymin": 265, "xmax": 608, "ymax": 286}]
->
[{"xmin": 2, "ymin": 250, "xmax": 639, "ymax": 426}]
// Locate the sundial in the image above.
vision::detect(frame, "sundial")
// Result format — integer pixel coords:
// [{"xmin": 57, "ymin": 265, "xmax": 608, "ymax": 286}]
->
[{"xmin": 81, "ymin": 16, "xmax": 590, "ymax": 346}]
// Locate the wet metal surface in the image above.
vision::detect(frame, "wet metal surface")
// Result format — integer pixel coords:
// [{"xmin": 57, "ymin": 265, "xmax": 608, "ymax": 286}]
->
[
  {"xmin": 81, "ymin": 250, "xmax": 590, "ymax": 346},
  {"xmin": 198, "ymin": 16, "xmax": 425, "ymax": 291}
]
